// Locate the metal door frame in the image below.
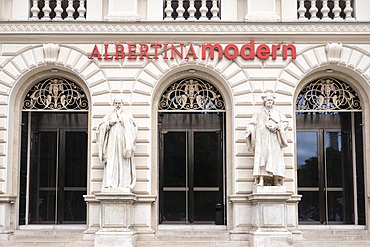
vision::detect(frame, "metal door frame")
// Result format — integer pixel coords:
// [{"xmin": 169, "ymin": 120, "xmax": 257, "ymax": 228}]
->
[{"xmin": 159, "ymin": 112, "xmax": 226, "ymax": 224}]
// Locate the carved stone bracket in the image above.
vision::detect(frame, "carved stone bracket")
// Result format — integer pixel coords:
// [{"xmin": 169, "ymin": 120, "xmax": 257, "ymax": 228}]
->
[
  {"xmin": 43, "ymin": 43, "xmax": 60, "ymax": 64},
  {"xmin": 325, "ymin": 43, "xmax": 342, "ymax": 64}
]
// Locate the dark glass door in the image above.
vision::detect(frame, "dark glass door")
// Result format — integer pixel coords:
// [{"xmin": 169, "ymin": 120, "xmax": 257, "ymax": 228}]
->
[
  {"xmin": 297, "ymin": 112, "xmax": 364, "ymax": 225},
  {"xmin": 21, "ymin": 112, "xmax": 87, "ymax": 224},
  {"xmin": 159, "ymin": 113, "xmax": 225, "ymax": 224}
]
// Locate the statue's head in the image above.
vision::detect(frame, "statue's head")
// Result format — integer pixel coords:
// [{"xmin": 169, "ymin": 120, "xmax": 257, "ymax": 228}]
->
[
  {"xmin": 262, "ymin": 94, "xmax": 276, "ymax": 108},
  {"xmin": 113, "ymin": 98, "xmax": 124, "ymax": 109}
]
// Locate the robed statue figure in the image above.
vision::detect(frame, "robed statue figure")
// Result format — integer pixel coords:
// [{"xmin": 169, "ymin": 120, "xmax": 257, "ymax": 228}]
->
[
  {"xmin": 244, "ymin": 94, "xmax": 288, "ymax": 186},
  {"xmin": 97, "ymin": 98, "xmax": 138, "ymax": 192}
]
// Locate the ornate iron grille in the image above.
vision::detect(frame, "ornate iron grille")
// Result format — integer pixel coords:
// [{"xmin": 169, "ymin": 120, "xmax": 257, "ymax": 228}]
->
[
  {"xmin": 159, "ymin": 78, "xmax": 225, "ymax": 111},
  {"xmin": 296, "ymin": 78, "xmax": 361, "ymax": 111},
  {"xmin": 23, "ymin": 78, "xmax": 88, "ymax": 111}
]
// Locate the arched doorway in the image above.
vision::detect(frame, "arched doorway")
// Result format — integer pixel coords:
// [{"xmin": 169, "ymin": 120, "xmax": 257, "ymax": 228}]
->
[
  {"xmin": 19, "ymin": 78, "xmax": 89, "ymax": 225},
  {"xmin": 296, "ymin": 77, "xmax": 365, "ymax": 225},
  {"xmin": 158, "ymin": 78, "xmax": 226, "ymax": 224}
]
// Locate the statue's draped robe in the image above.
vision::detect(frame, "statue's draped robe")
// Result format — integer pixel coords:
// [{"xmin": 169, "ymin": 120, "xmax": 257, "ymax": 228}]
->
[
  {"xmin": 97, "ymin": 109, "xmax": 138, "ymax": 191},
  {"xmin": 245, "ymin": 107, "xmax": 288, "ymax": 178}
]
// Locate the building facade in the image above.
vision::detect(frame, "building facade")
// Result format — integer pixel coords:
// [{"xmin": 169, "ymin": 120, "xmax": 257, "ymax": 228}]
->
[{"xmin": 0, "ymin": 0, "xmax": 370, "ymax": 246}]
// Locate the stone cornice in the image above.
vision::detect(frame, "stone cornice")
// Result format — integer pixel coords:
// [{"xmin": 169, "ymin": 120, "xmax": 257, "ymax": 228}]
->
[{"xmin": 0, "ymin": 21, "xmax": 369, "ymax": 43}]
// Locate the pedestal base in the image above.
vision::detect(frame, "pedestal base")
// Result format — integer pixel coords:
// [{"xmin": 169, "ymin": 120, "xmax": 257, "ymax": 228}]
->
[
  {"xmin": 94, "ymin": 192, "xmax": 137, "ymax": 247},
  {"xmin": 247, "ymin": 186, "xmax": 294, "ymax": 247},
  {"xmin": 249, "ymin": 229, "xmax": 293, "ymax": 247},
  {"xmin": 94, "ymin": 231, "xmax": 137, "ymax": 247}
]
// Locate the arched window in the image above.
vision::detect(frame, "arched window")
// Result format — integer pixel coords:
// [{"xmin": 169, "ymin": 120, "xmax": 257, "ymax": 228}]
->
[
  {"xmin": 296, "ymin": 78, "xmax": 365, "ymax": 225},
  {"xmin": 158, "ymin": 78, "xmax": 226, "ymax": 224},
  {"xmin": 19, "ymin": 78, "xmax": 88, "ymax": 225}
]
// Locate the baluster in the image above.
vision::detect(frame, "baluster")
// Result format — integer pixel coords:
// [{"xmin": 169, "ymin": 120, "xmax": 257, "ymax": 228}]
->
[
  {"xmin": 332, "ymin": 0, "xmax": 341, "ymax": 20},
  {"xmin": 210, "ymin": 0, "xmax": 219, "ymax": 21},
  {"xmin": 309, "ymin": 0, "xmax": 318, "ymax": 20},
  {"xmin": 77, "ymin": 0, "xmax": 86, "ymax": 20},
  {"xmin": 188, "ymin": 0, "xmax": 196, "ymax": 21},
  {"xmin": 176, "ymin": 0, "xmax": 185, "ymax": 20},
  {"xmin": 344, "ymin": 0, "xmax": 354, "ymax": 20},
  {"xmin": 65, "ymin": 0, "xmax": 75, "ymax": 20},
  {"xmin": 199, "ymin": 0, "xmax": 208, "ymax": 21},
  {"xmin": 297, "ymin": 0, "xmax": 306, "ymax": 20},
  {"xmin": 30, "ymin": 0, "xmax": 40, "ymax": 20},
  {"xmin": 54, "ymin": 0, "xmax": 63, "ymax": 20},
  {"xmin": 165, "ymin": 0, "xmax": 174, "ymax": 20},
  {"xmin": 42, "ymin": 0, "xmax": 52, "ymax": 20},
  {"xmin": 321, "ymin": 0, "xmax": 330, "ymax": 20}
]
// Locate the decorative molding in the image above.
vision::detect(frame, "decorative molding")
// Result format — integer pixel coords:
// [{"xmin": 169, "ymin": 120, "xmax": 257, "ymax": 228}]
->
[
  {"xmin": 23, "ymin": 77, "xmax": 89, "ymax": 111},
  {"xmin": 296, "ymin": 78, "xmax": 361, "ymax": 111},
  {"xmin": 43, "ymin": 43, "xmax": 60, "ymax": 64},
  {"xmin": 325, "ymin": 43, "xmax": 342, "ymax": 64},
  {"xmin": 159, "ymin": 78, "xmax": 225, "ymax": 111},
  {"xmin": 0, "ymin": 22, "xmax": 369, "ymax": 34}
]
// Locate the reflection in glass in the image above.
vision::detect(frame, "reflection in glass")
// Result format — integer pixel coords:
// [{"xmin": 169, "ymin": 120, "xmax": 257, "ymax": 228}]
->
[
  {"xmin": 63, "ymin": 191, "xmax": 86, "ymax": 222},
  {"xmin": 163, "ymin": 132, "xmax": 186, "ymax": 187},
  {"xmin": 325, "ymin": 132, "xmax": 343, "ymax": 188},
  {"xmin": 194, "ymin": 132, "xmax": 220, "ymax": 187},
  {"xmin": 65, "ymin": 132, "xmax": 87, "ymax": 187},
  {"xmin": 298, "ymin": 191, "xmax": 320, "ymax": 221},
  {"xmin": 297, "ymin": 132, "xmax": 318, "ymax": 187},
  {"xmin": 194, "ymin": 192, "xmax": 221, "ymax": 222},
  {"xmin": 163, "ymin": 192, "xmax": 186, "ymax": 222},
  {"xmin": 29, "ymin": 132, "xmax": 57, "ymax": 223}
]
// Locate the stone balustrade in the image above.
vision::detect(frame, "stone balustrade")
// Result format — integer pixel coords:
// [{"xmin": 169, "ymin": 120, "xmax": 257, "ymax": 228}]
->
[
  {"xmin": 297, "ymin": 0, "xmax": 354, "ymax": 21},
  {"xmin": 30, "ymin": 0, "xmax": 86, "ymax": 20},
  {"xmin": 164, "ymin": 0, "xmax": 220, "ymax": 21}
]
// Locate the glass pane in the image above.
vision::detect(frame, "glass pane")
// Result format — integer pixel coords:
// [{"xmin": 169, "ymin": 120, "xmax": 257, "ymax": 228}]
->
[
  {"xmin": 194, "ymin": 132, "xmax": 220, "ymax": 187},
  {"xmin": 163, "ymin": 132, "xmax": 186, "ymax": 187},
  {"xmin": 64, "ymin": 191, "xmax": 87, "ymax": 222},
  {"xmin": 298, "ymin": 191, "xmax": 320, "ymax": 222},
  {"xmin": 327, "ymin": 191, "xmax": 352, "ymax": 223},
  {"xmin": 325, "ymin": 132, "xmax": 343, "ymax": 187},
  {"xmin": 29, "ymin": 131, "xmax": 57, "ymax": 223},
  {"xmin": 355, "ymin": 112, "xmax": 365, "ymax": 225},
  {"xmin": 162, "ymin": 192, "xmax": 186, "ymax": 222},
  {"xmin": 30, "ymin": 190, "xmax": 56, "ymax": 223},
  {"xmin": 38, "ymin": 132, "xmax": 58, "ymax": 188},
  {"xmin": 65, "ymin": 132, "xmax": 87, "ymax": 187},
  {"xmin": 194, "ymin": 192, "xmax": 221, "ymax": 222},
  {"xmin": 297, "ymin": 132, "xmax": 319, "ymax": 187},
  {"xmin": 19, "ymin": 112, "xmax": 28, "ymax": 225}
]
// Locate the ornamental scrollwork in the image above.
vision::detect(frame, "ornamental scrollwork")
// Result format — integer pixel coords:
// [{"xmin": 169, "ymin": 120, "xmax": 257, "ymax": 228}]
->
[
  {"xmin": 159, "ymin": 78, "xmax": 225, "ymax": 111},
  {"xmin": 23, "ymin": 78, "xmax": 88, "ymax": 111},
  {"xmin": 296, "ymin": 78, "xmax": 361, "ymax": 111}
]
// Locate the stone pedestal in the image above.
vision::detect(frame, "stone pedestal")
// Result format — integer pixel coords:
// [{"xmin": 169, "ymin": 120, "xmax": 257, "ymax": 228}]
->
[
  {"xmin": 247, "ymin": 186, "xmax": 293, "ymax": 247},
  {"xmin": 94, "ymin": 192, "xmax": 137, "ymax": 247},
  {"xmin": 0, "ymin": 195, "xmax": 16, "ymax": 240}
]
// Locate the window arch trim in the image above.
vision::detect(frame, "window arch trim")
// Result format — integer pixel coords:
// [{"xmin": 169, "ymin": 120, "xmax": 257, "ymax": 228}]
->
[
  {"xmin": 22, "ymin": 77, "xmax": 88, "ymax": 111},
  {"xmin": 296, "ymin": 78, "xmax": 362, "ymax": 112}
]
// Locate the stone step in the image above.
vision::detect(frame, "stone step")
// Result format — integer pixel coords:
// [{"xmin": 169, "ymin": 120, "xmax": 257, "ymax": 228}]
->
[
  {"xmin": 9, "ymin": 230, "xmax": 86, "ymax": 241},
  {"xmin": 0, "ymin": 240, "xmax": 93, "ymax": 247},
  {"xmin": 294, "ymin": 240, "xmax": 370, "ymax": 247},
  {"xmin": 155, "ymin": 230, "xmax": 230, "ymax": 241},
  {"xmin": 299, "ymin": 230, "xmax": 370, "ymax": 240},
  {"xmin": 136, "ymin": 240, "xmax": 249, "ymax": 247}
]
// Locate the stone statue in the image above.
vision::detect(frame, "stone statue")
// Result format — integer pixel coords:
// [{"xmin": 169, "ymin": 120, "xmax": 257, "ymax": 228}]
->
[
  {"xmin": 244, "ymin": 94, "xmax": 288, "ymax": 186},
  {"xmin": 97, "ymin": 98, "xmax": 138, "ymax": 192}
]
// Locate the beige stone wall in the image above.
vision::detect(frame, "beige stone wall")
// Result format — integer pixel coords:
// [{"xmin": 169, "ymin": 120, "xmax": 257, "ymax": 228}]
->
[{"xmin": 0, "ymin": 42, "xmax": 369, "ymax": 231}]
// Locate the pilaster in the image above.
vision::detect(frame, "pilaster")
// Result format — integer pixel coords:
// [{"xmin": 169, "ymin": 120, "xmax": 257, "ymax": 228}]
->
[
  {"xmin": 244, "ymin": 0, "xmax": 280, "ymax": 21},
  {"xmin": 106, "ymin": 0, "xmax": 140, "ymax": 21}
]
